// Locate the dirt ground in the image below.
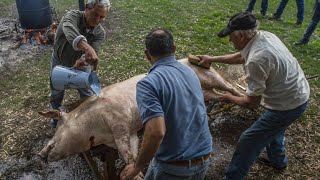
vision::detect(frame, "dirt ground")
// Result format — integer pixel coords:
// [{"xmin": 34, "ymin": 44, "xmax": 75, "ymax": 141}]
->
[{"xmin": 1, "ymin": 4, "xmax": 319, "ymax": 180}]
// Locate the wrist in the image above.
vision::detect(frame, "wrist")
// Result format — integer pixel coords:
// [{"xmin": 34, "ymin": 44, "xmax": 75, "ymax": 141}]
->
[{"xmin": 134, "ymin": 163, "xmax": 144, "ymax": 171}]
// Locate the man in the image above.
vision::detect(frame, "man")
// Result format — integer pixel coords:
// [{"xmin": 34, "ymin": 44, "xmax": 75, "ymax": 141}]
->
[
  {"xmin": 268, "ymin": 0, "xmax": 305, "ymax": 27},
  {"xmin": 120, "ymin": 29, "xmax": 213, "ymax": 180},
  {"xmin": 50, "ymin": 0, "xmax": 110, "ymax": 127},
  {"xmin": 198, "ymin": 12, "xmax": 309, "ymax": 180},
  {"xmin": 246, "ymin": 0, "xmax": 268, "ymax": 16},
  {"xmin": 294, "ymin": 0, "xmax": 320, "ymax": 45}
]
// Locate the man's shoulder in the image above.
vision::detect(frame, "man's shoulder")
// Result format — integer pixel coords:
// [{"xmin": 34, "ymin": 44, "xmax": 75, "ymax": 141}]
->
[
  {"xmin": 93, "ymin": 24, "xmax": 106, "ymax": 36},
  {"xmin": 65, "ymin": 10, "xmax": 82, "ymax": 18}
]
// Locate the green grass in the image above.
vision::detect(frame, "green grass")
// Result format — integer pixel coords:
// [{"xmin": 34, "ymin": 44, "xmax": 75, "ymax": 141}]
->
[{"xmin": 0, "ymin": 0, "xmax": 319, "ymax": 179}]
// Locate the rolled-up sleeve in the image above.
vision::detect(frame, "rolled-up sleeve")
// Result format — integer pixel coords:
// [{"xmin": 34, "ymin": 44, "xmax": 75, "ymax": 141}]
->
[
  {"xmin": 245, "ymin": 61, "xmax": 269, "ymax": 96},
  {"xmin": 136, "ymin": 80, "xmax": 164, "ymax": 125}
]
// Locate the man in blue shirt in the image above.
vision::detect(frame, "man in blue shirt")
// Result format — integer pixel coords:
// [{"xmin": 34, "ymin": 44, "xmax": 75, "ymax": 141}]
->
[{"xmin": 120, "ymin": 29, "xmax": 213, "ymax": 180}]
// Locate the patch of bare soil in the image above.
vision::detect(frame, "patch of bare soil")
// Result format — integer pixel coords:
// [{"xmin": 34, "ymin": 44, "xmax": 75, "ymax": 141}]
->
[{"xmin": 0, "ymin": 17, "xmax": 51, "ymax": 79}]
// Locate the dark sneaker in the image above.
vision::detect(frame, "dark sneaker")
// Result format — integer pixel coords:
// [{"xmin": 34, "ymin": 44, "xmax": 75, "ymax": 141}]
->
[
  {"xmin": 50, "ymin": 119, "xmax": 58, "ymax": 128},
  {"xmin": 260, "ymin": 10, "xmax": 266, "ymax": 17},
  {"xmin": 293, "ymin": 39, "xmax": 309, "ymax": 45},
  {"xmin": 256, "ymin": 156, "xmax": 287, "ymax": 171},
  {"xmin": 245, "ymin": 10, "xmax": 253, "ymax": 14},
  {"xmin": 294, "ymin": 21, "xmax": 302, "ymax": 27},
  {"xmin": 268, "ymin": 15, "xmax": 282, "ymax": 21}
]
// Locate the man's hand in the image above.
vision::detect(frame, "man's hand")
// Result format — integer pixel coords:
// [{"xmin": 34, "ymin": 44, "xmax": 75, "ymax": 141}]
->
[
  {"xmin": 120, "ymin": 163, "xmax": 141, "ymax": 180},
  {"xmin": 73, "ymin": 58, "xmax": 88, "ymax": 69},
  {"xmin": 77, "ymin": 40, "xmax": 99, "ymax": 69},
  {"xmin": 84, "ymin": 46, "xmax": 99, "ymax": 69},
  {"xmin": 197, "ymin": 55, "xmax": 213, "ymax": 67},
  {"xmin": 220, "ymin": 92, "xmax": 233, "ymax": 103}
]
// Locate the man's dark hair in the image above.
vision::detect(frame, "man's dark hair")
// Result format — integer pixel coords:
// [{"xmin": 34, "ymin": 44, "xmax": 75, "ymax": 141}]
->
[{"xmin": 145, "ymin": 29, "xmax": 175, "ymax": 57}]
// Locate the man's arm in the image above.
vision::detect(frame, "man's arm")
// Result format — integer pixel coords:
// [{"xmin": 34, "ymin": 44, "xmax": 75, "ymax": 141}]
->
[
  {"xmin": 198, "ymin": 52, "xmax": 245, "ymax": 65},
  {"xmin": 221, "ymin": 93, "xmax": 261, "ymax": 109},
  {"xmin": 62, "ymin": 11, "xmax": 99, "ymax": 68},
  {"xmin": 136, "ymin": 116, "xmax": 166, "ymax": 169},
  {"xmin": 120, "ymin": 116, "xmax": 166, "ymax": 180}
]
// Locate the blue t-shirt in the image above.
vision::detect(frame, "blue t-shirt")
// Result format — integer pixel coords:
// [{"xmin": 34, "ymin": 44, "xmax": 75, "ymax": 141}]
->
[{"xmin": 136, "ymin": 56, "xmax": 213, "ymax": 161}]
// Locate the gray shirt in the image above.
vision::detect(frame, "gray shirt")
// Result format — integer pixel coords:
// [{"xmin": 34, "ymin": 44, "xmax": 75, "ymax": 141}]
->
[
  {"xmin": 53, "ymin": 10, "xmax": 106, "ymax": 67},
  {"xmin": 241, "ymin": 31, "xmax": 309, "ymax": 111}
]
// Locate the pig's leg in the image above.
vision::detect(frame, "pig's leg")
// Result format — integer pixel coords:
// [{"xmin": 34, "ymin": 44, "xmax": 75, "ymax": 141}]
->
[
  {"xmin": 221, "ymin": 83, "xmax": 243, "ymax": 97},
  {"xmin": 130, "ymin": 134, "xmax": 139, "ymax": 160},
  {"xmin": 212, "ymin": 80, "xmax": 243, "ymax": 97},
  {"xmin": 203, "ymin": 89, "xmax": 223, "ymax": 102},
  {"xmin": 112, "ymin": 124, "xmax": 135, "ymax": 164}
]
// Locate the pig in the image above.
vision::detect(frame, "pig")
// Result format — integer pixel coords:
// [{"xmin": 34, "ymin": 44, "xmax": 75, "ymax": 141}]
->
[
  {"xmin": 179, "ymin": 58, "xmax": 243, "ymax": 101},
  {"xmin": 38, "ymin": 58, "xmax": 243, "ymax": 177}
]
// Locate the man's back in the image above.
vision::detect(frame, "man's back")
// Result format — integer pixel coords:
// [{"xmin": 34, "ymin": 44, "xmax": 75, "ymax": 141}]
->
[
  {"xmin": 136, "ymin": 56, "xmax": 212, "ymax": 161},
  {"xmin": 242, "ymin": 31, "xmax": 310, "ymax": 110}
]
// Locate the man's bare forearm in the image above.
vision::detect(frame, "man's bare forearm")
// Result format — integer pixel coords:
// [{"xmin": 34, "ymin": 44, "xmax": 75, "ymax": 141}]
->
[
  {"xmin": 135, "ymin": 117, "xmax": 165, "ymax": 170},
  {"xmin": 211, "ymin": 52, "xmax": 245, "ymax": 64}
]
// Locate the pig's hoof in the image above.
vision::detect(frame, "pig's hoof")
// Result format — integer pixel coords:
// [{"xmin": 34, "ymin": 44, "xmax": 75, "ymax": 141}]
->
[{"xmin": 133, "ymin": 172, "xmax": 144, "ymax": 180}]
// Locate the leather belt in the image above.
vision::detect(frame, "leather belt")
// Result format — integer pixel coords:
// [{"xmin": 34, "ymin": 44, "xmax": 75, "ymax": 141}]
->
[{"xmin": 166, "ymin": 153, "xmax": 211, "ymax": 166}]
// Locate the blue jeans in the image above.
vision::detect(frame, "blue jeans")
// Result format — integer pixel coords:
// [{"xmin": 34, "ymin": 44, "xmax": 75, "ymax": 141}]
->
[
  {"xmin": 225, "ymin": 101, "xmax": 308, "ymax": 180},
  {"xmin": 274, "ymin": 0, "xmax": 305, "ymax": 22},
  {"xmin": 247, "ymin": 0, "xmax": 268, "ymax": 15},
  {"xmin": 50, "ymin": 53, "xmax": 93, "ymax": 111},
  {"xmin": 78, "ymin": 0, "xmax": 85, "ymax": 11},
  {"xmin": 303, "ymin": 0, "xmax": 320, "ymax": 41},
  {"xmin": 145, "ymin": 158, "xmax": 210, "ymax": 180}
]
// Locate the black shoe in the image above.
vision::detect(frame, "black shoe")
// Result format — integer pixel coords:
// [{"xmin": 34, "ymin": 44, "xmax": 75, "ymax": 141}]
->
[
  {"xmin": 293, "ymin": 39, "xmax": 308, "ymax": 45},
  {"xmin": 256, "ymin": 156, "xmax": 287, "ymax": 171},
  {"xmin": 50, "ymin": 119, "xmax": 58, "ymax": 128},
  {"xmin": 268, "ymin": 15, "xmax": 282, "ymax": 21},
  {"xmin": 260, "ymin": 10, "xmax": 266, "ymax": 17},
  {"xmin": 294, "ymin": 21, "xmax": 302, "ymax": 27},
  {"xmin": 245, "ymin": 9, "xmax": 253, "ymax": 14}
]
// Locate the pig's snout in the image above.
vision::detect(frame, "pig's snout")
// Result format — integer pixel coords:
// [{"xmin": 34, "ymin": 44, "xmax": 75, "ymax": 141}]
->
[
  {"xmin": 37, "ymin": 143, "xmax": 54, "ymax": 162},
  {"xmin": 36, "ymin": 151, "xmax": 48, "ymax": 163}
]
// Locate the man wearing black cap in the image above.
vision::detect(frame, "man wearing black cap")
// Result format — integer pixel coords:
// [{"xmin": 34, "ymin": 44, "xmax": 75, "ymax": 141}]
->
[{"xmin": 198, "ymin": 12, "xmax": 310, "ymax": 179}]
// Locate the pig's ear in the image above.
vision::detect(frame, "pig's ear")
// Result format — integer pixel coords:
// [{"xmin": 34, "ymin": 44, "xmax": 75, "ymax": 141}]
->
[{"xmin": 38, "ymin": 110, "xmax": 62, "ymax": 120}]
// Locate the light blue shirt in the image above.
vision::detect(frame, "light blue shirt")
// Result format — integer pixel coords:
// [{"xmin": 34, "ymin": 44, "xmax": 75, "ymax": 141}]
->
[{"xmin": 136, "ymin": 55, "xmax": 213, "ymax": 161}]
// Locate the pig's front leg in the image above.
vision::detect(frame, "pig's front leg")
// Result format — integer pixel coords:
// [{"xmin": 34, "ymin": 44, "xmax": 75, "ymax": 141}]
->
[
  {"xmin": 203, "ymin": 89, "xmax": 223, "ymax": 102},
  {"xmin": 112, "ymin": 124, "xmax": 135, "ymax": 164},
  {"xmin": 130, "ymin": 134, "xmax": 139, "ymax": 160}
]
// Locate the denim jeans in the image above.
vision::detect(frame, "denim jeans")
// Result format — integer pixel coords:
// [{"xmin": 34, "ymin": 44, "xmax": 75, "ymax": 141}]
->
[
  {"xmin": 144, "ymin": 158, "xmax": 210, "ymax": 180},
  {"xmin": 50, "ymin": 53, "xmax": 93, "ymax": 111},
  {"xmin": 78, "ymin": 0, "xmax": 85, "ymax": 11},
  {"xmin": 303, "ymin": 0, "xmax": 320, "ymax": 41},
  {"xmin": 274, "ymin": 0, "xmax": 305, "ymax": 22},
  {"xmin": 225, "ymin": 101, "xmax": 308, "ymax": 180},
  {"xmin": 247, "ymin": 0, "xmax": 268, "ymax": 15}
]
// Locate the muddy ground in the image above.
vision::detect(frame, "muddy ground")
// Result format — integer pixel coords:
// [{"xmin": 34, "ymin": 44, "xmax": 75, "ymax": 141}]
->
[{"xmin": 0, "ymin": 3, "xmax": 319, "ymax": 180}]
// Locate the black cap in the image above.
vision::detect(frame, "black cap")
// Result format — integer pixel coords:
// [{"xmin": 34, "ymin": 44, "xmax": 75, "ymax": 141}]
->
[{"xmin": 217, "ymin": 12, "xmax": 257, "ymax": 38}]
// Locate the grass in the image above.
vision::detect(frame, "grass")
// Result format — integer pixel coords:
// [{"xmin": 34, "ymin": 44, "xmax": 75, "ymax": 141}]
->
[{"xmin": 0, "ymin": 0, "xmax": 319, "ymax": 179}]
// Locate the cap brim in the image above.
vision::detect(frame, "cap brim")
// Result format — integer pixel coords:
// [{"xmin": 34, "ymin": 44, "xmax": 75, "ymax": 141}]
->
[{"xmin": 217, "ymin": 27, "xmax": 232, "ymax": 38}]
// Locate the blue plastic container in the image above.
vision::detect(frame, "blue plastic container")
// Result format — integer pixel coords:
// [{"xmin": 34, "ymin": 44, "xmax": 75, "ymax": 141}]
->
[
  {"xmin": 16, "ymin": 0, "xmax": 52, "ymax": 29},
  {"xmin": 51, "ymin": 66, "xmax": 101, "ymax": 96}
]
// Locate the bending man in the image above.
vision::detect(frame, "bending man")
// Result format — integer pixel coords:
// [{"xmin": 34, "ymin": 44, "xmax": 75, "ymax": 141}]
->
[{"xmin": 199, "ymin": 12, "xmax": 309, "ymax": 179}]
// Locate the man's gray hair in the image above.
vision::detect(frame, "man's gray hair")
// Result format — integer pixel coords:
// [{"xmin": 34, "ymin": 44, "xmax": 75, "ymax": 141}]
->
[{"xmin": 86, "ymin": 0, "xmax": 111, "ymax": 9}]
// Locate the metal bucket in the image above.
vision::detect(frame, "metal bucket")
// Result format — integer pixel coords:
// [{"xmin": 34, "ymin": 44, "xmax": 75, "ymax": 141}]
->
[
  {"xmin": 16, "ymin": 0, "xmax": 52, "ymax": 29},
  {"xmin": 51, "ymin": 66, "xmax": 101, "ymax": 96}
]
